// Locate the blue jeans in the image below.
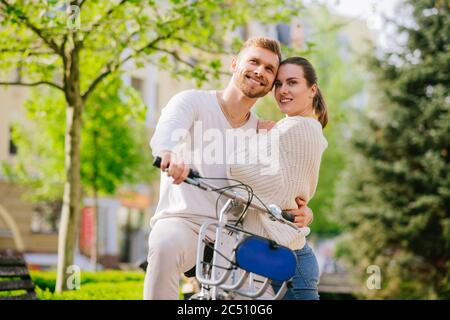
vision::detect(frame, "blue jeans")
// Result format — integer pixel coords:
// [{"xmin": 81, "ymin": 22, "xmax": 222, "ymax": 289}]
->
[{"xmin": 271, "ymin": 243, "xmax": 320, "ymax": 300}]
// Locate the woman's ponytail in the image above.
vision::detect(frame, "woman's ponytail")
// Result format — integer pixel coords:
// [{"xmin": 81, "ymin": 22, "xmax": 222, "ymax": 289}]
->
[{"xmin": 313, "ymin": 87, "xmax": 328, "ymax": 128}]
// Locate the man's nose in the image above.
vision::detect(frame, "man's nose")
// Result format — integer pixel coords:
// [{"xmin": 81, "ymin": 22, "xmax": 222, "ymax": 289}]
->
[{"xmin": 254, "ymin": 65, "xmax": 265, "ymax": 76}]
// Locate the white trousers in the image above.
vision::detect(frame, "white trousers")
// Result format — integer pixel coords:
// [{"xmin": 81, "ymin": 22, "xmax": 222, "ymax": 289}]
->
[
  {"xmin": 143, "ymin": 215, "xmax": 277, "ymax": 300},
  {"xmin": 143, "ymin": 216, "xmax": 215, "ymax": 300}
]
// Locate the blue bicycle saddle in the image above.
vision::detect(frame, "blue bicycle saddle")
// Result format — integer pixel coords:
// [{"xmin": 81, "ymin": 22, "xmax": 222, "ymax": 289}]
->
[{"xmin": 235, "ymin": 235, "xmax": 297, "ymax": 282}]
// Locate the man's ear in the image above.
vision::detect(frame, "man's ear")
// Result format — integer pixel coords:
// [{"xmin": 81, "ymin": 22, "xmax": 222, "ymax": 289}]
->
[{"xmin": 230, "ymin": 56, "xmax": 238, "ymax": 73}]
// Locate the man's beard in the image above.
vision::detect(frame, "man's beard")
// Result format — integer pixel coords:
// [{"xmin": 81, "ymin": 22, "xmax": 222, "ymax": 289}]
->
[{"xmin": 235, "ymin": 71, "xmax": 271, "ymax": 99}]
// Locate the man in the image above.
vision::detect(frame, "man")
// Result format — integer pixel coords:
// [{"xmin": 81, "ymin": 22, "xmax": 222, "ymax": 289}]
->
[{"xmin": 144, "ymin": 37, "xmax": 313, "ymax": 299}]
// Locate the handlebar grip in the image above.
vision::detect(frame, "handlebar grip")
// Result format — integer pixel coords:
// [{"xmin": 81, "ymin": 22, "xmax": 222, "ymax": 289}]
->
[
  {"xmin": 281, "ymin": 211, "xmax": 296, "ymax": 223},
  {"xmin": 152, "ymin": 156, "xmax": 201, "ymax": 179},
  {"xmin": 152, "ymin": 156, "xmax": 162, "ymax": 169}
]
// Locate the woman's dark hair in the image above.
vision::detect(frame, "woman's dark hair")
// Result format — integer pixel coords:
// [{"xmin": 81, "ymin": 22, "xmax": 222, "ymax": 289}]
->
[{"xmin": 279, "ymin": 57, "xmax": 328, "ymax": 128}]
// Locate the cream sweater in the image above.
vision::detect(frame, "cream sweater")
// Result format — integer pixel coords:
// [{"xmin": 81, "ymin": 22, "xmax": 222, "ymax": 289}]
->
[{"xmin": 227, "ymin": 116, "xmax": 328, "ymax": 250}]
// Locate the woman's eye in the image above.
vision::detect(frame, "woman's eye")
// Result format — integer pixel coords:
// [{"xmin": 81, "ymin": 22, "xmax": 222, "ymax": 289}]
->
[
  {"xmin": 288, "ymin": 81, "xmax": 297, "ymax": 86},
  {"xmin": 274, "ymin": 82, "xmax": 281, "ymax": 87}
]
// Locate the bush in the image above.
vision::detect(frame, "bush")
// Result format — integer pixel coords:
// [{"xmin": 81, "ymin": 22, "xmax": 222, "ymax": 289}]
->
[
  {"xmin": 36, "ymin": 282, "xmax": 144, "ymax": 300},
  {"xmin": 31, "ymin": 270, "xmax": 145, "ymax": 300}
]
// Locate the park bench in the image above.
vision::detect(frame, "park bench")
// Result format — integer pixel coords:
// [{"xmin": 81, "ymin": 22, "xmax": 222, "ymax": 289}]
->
[{"xmin": 0, "ymin": 250, "xmax": 38, "ymax": 300}]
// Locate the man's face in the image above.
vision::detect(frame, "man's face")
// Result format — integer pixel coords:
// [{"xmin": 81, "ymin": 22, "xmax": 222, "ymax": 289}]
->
[{"xmin": 232, "ymin": 47, "xmax": 279, "ymax": 99}]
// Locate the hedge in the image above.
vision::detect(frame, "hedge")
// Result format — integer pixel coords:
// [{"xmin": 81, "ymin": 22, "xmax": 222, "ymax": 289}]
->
[{"xmin": 30, "ymin": 270, "xmax": 150, "ymax": 300}]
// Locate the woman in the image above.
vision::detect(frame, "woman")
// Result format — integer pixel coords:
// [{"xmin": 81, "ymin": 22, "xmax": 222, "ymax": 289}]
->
[{"xmin": 227, "ymin": 57, "xmax": 328, "ymax": 300}]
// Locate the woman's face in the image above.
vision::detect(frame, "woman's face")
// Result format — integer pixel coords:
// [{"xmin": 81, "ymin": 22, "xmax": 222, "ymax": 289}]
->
[{"xmin": 274, "ymin": 64, "xmax": 317, "ymax": 117}]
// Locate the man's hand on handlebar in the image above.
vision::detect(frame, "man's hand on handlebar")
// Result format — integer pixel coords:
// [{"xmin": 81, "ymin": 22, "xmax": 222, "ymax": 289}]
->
[
  {"xmin": 160, "ymin": 151, "xmax": 190, "ymax": 185},
  {"xmin": 284, "ymin": 197, "xmax": 314, "ymax": 228}
]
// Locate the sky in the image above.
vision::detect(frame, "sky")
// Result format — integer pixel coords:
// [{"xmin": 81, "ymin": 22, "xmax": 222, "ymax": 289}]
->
[
  {"xmin": 310, "ymin": 0, "xmax": 405, "ymax": 49},
  {"xmin": 321, "ymin": 0, "xmax": 402, "ymax": 26}
]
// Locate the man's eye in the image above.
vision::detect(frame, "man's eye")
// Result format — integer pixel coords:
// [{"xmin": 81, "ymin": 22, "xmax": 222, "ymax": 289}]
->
[{"xmin": 249, "ymin": 59, "xmax": 256, "ymax": 64}]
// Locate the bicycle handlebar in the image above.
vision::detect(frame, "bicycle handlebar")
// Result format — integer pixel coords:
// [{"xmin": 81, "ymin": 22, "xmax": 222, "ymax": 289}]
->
[
  {"xmin": 152, "ymin": 156, "xmax": 296, "ymax": 223},
  {"xmin": 152, "ymin": 156, "xmax": 201, "ymax": 179}
]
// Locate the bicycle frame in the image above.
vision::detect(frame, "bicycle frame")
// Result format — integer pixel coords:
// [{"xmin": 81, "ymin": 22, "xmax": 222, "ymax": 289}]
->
[
  {"xmin": 151, "ymin": 157, "xmax": 302, "ymax": 300},
  {"xmin": 191, "ymin": 179, "xmax": 299, "ymax": 300}
]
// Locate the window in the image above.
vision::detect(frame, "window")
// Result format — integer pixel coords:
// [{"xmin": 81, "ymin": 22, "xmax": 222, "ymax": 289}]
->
[
  {"xmin": 276, "ymin": 23, "xmax": 291, "ymax": 46},
  {"xmin": 236, "ymin": 25, "xmax": 249, "ymax": 40},
  {"xmin": 30, "ymin": 202, "xmax": 61, "ymax": 234},
  {"xmin": 9, "ymin": 126, "xmax": 17, "ymax": 156},
  {"xmin": 15, "ymin": 66, "xmax": 22, "ymax": 82},
  {"xmin": 118, "ymin": 207, "xmax": 144, "ymax": 262},
  {"xmin": 131, "ymin": 77, "xmax": 144, "ymax": 97}
]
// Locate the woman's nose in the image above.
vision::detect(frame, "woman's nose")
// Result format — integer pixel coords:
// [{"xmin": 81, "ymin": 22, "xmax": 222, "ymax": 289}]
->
[{"xmin": 279, "ymin": 83, "xmax": 289, "ymax": 94}]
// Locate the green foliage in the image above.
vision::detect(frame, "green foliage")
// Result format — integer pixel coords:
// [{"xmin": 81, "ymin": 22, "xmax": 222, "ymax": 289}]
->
[
  {"xmin": 36, "ymin": 282, "xmax": 144, "ymax": 300},
  {"xmin": 0, "ymin": 289, "xmax": 29, "ymax": 297},
  {"xmin": 81, "ymin": 78, "xmax": 155, "ymax": 195},
  {"xmin": 30, "ymin": 270, "xmax": 187, "ymax": 300},
  {"xmin": 4, "ymin": 89, "xmax": 66, "ymax": 202},
  {"xmin": 0, "ymin": 0, "xmax": 304, "ymax": 90},
  {"xmin": 3, "ymin": 77, "xmax": 155, "ymax": 202},
  {"xmin": 334, "ymin": 0, "xmax": 450, "ymax": 299},
  {"xmin": 302, "ymin": 6, "xmax": 365, "ymax": 235},
  {"xmin": 31, "ymin": 270, "xmax": 145, "ymax": 300}
]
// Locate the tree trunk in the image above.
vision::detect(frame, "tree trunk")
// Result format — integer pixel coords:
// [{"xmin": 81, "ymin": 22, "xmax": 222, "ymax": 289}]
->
[
  {"xmin": 91, "ymin": 189, "xmax": 98, "ymax": 272},
  {"xmin": 56, "ymin": 37, "xmax": 83, "ymax": 293},
  {"xmin": 91, "ymin": 131, "xmax": 99, "ymax": 271}
]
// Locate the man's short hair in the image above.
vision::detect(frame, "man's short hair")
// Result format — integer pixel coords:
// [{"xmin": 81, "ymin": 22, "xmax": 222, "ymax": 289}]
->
[{"xmin": 239, "ymin": 37, "xmax": 282, "ymax": 62}]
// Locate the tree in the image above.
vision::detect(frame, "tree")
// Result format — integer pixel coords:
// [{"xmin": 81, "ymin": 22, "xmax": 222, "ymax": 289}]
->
[
  {"xmin": 0, "ymin": 0, "xmax": 304, "ymax": 292},
  {"xmin": 5, "ymin": 77, "xmax": 151, "ymax": 198},
  {"xmin": 81, "ymin": 78, "xmax": 156, "ymax": 269},
  {"xmin": 4, "ymin": 77, "xmax": 155, "ymax": 269},
  {"xmin": 334, "ymin": 0, "xmax": 449, "ymax": 298}
]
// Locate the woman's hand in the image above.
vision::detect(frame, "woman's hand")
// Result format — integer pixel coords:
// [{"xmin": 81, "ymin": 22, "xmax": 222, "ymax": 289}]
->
[
  {"xmin": 257, "ymin": 119, "xmax": 276, "ymax": 133},
  {"xmin": 284, "ymin": 197, "xmax": 314, "ymax": 228}
]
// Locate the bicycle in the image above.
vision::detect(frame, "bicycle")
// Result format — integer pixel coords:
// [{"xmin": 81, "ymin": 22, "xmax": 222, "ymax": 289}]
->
[{"xmin": 152, "ymin": 156, "xmax": 304, "ymax": 300}]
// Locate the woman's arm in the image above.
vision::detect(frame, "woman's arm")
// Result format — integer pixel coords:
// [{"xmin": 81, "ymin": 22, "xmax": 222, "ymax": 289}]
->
[{"xmin": 284, "ymin": 197, "xmax": 314, "ymax": 228}]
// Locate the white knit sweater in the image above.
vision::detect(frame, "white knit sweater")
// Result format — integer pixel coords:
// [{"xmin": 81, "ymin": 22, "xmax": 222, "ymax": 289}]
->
[{"xmin": 227, "ymin": 116, "xmax": 328, "ymax": 250}]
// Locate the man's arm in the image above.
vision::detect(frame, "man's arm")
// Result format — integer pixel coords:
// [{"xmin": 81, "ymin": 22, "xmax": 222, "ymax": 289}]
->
[
  {"xmin": 150, "ymin": 91, "xmax": 197, "ymax": 184},
  {"xmin": 150, "ymin": 90, "xmax": 197, "ymax": 157}
]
